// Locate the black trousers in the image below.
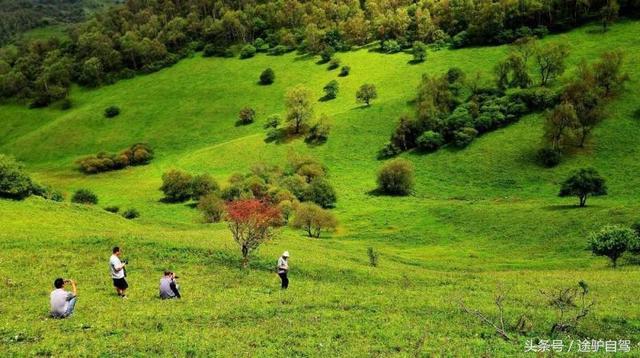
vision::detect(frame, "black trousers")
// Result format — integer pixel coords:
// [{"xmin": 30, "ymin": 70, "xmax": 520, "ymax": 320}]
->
[{"xmin": 278, "ymin": 272, "xmax": 289, "ymax": 289}]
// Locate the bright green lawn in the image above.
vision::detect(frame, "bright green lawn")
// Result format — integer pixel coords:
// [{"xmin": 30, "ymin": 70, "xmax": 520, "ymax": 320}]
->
[{"xmin": 1, "ymin": 21, "xmax": 640, "ymax": 356}]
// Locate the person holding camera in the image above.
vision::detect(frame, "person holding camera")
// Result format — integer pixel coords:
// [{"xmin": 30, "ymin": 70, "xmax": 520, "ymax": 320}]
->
[
  {"xmin": 159, "ymin": 271, "xmax": 181, "ymax": 299},
  {"xmin": 50, "ymin": 278, "xmax": 77, "ymax": 318},
  {"xmin": 109, "ymin": 246, "xmax": 128, "ymax": 298},
  {"xmin": 277, "ymin": 251, "xmax": 290, "ymax": 289}
]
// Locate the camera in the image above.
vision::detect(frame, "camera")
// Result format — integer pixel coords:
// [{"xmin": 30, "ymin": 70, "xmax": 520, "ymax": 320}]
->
[{"xmin": 123, "ymin": 259, "xmax": 129, "ymax": 264}]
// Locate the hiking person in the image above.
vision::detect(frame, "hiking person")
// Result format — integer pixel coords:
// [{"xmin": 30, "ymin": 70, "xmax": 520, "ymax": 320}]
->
[
  {"xmin": 50, "ymin": 278, "xmax": 77, "ymax": 318},
  {"xmin": 277, "ymin": 251, "xmax": 290, "ymax": 289},
  {"xmin": 109, "ymin": 246, "xmax": 128, "ymax": 298},
  {"xmin": 159, "ymin": 271, "xmax": 181, "ymax": 299}
]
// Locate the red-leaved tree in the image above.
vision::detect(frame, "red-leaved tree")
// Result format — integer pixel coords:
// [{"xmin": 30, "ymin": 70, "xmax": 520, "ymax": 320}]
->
[{"xmin": 225, "ymin": 199, "xmax": 282, "ymax": 268}]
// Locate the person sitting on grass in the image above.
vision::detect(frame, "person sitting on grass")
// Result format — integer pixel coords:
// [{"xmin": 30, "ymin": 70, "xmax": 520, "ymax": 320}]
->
[
  {"xmin": 109, "ymin": 246, "xmax": 128, "ymax": 298},
  {"xmin": 277, "ymin": 251, "xmax": 290, "ymax": 289},
  {"xmin": 50, "ymin": 278, "xmax": 77, "ymax": 318},
  {"xmin": 159, "ymin": 271, "xmax": 181, "ymax": 299}
]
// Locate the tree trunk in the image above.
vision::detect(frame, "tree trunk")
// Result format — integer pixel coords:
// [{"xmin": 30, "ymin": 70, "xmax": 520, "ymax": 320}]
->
[
  {"xmin": 241, "ymin": 245, "xmax": 249, "ymax": 268},
  {"xmin": 579, "ymin": 195, "xmax": 587, "ymax": 207}
]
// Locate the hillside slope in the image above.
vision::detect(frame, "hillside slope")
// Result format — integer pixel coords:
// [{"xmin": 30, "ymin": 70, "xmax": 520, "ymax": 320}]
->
[{"xmin": 1, "ymin": 21, "xmax": 640, "ymax": 356}]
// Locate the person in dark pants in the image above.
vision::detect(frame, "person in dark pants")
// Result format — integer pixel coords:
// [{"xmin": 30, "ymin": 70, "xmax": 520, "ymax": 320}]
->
[
  {"xmin": 109, "ymin": 246, "xmax": 128, "ymax": 298},
  {"xmin": 277, "ymin": 251, "xmax": 289, "ymax": 289}
]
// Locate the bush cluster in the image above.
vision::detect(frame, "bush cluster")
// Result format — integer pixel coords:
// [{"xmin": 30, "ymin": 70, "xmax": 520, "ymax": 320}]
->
[
  {"xmin": 78, "ymin": 143, "xmax": 154, "ymax": 174},
  {"xmin": 104, "ymin": 106, "xmax": 120, "ymax": 118},
  {"xmin": 160, "ymin": 171, "xmax": 219, "ymax": 203},
  {"xmin": 377, "ymin": 158, "xmax": 414, "ymax": 196},
  {"xmin": 71, "ymin": 189, "xmax": 98, "ymax": 205}
]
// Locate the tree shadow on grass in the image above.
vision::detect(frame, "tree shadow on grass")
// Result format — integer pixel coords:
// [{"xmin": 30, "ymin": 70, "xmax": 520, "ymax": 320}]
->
[
  {"xmin": 318, "ymin": 95, "xmax": 335, "ymax": 102},
  {"xmin": 264, "ymin": 128, "xmax": 305, "ymax": 145},
  {"xmin": 541, "ymin": 204, "xmax": 598, "ymax": 211},
  {"xmin": 234, "ymin": 120, "xmax": 253, "ymax": 127},
  {"xmin": 407, "ymin": 59, "xmax": 424, "ymax": 65},
  {"xmin": 366, "ymin": 188, "xmax": 412, "ymax": 197}
]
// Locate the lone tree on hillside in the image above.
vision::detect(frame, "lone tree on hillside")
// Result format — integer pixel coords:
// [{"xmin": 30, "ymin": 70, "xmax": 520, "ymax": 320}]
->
[
  {"xmin": 535, "ymin": 42, "xmax": 569, "ymax": 86},
  {"xmin": 291, "ymin": 202, "xmax": 338, "ymax": 238},
  {"xmin": 558, "ymin": 168, "xmax": 607, "ymax": 207},
  {"xmin": 225, "ymin": 199, "xmax": 281, "ymax": 268},
  {"xmin": 238, "ymin": 107, "xmax": 256, "ymax": 125},
  {"xmin": 377, "ymin": 158, "xmax": 414, "ymax": 196},
  {"xmin": 259, "ymin": 68, "xmax": 275, "ymax": 85},
  {"xmin": 285, "ymin": 85, "xmax": 314, "ymax": 134},
  {"xmin": 589, "ymin": 225, "xmax": 638, "ymax": 268},
  {"xmin": 356, "ymin": 83, "xmax": 377, "ymax": 106}
]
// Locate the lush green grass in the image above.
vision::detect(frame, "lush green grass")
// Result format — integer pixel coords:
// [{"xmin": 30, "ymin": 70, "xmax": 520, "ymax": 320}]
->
[{"xmin": 1, "ymin": 21, "xmax": 640, "ymax": 356}]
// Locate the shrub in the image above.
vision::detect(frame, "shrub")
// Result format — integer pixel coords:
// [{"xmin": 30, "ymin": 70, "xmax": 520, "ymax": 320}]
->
[
  {"xmin": 191, "ymin": 173, "xmax": 219, "ymax": 200},
  {"xmin": 104, "ymin": 106, "xmax": 120, "ymax": 118},
  {"xmin": 305, "ymin": 117, "xmax": 330, "ymax": 144},
  {"xmin": 416, "ymin": 131, "xmax": 444, "ymax": 152},
  {"xmin": 33, "ymin": 185, "xmax": 64, "ymax": 202},
  {"xmin": 264, "ymin": 115, "xmax": 280, "ymax": 129},
  {"xmin": 377, "ymin": 142, "xmax": 402, "ymax": 159},
  {"xmin": 197, "ymin": 194, "xmax": 225, "ymax": 223},
  {"xmin": 632, "ymin": 222, "xmax": 640, "ymax": 239},
  {"xmin": 320, "ymin": 47, "xmax": 335, "ymax": 63},
  {"xmin": 381, "ymin": 40, "xmax": 401, "ymax": 53},
  {"xmin": 367, "ymin": 247, "xmax": 379, "ymax": 267},
  {"xmin": 71, "ymin": 189, "xmax": 98, "ymax": 205},
  {"xmin": 589, "ymin": 225, "xmax": 638, "ymax": 267},
  {"xmin": 253, "ymin": 38, "xmax": 268, "ymax": 52},
  {"xmin": 291, "ymin": 202, "xmax": 338, "ymax": 238},
  {"xmin": 304, "ymin": 178, "xmax": 337, "ymax": 208},
  {"xmin": 160, "ymin": 170, "xmax": 193, "ymax": 202},
  {"xmin": 268, "ymin": 45, "xmax": 288, "ymax": 56},
  {"xmin": 323, "ymin": 80, "xmax": 339, "ymax": 99},
  {"xmin": 239, "ymin": 44, "xmax": 256, "ymax": 59},
  {"xmin": 238, "ymin": 107, "xmax": 256, "ymax": 125},
  {"xmin": 356, "ymin": 83, "xmax": 377, "ymax": 106},
  {"xmin": 278, "ymin": 200, "xmax": 295, "ymax": 224},
  {"xmin": 339, "ymin": 66, "xmax": 350, "ymax": 77},
  {"xmin": 328, "ymin": 58, "xmax": 341, "ymax": 70},
  {"xmin": 0, "ymin": 155, "xmax": 35, "ymax": 200},
  {"xmin": 559, "ymin": 168, "xmax": 607, "ymax": 207},
  {"xmin": 453, "ymin": 127, "xmax": 478, "ymax": 148},
  {"xmin": 259, "ymin": 68, "xmax": 275, "ymax": 85},
  {"xmin": 377, "ymin": 158, "xmax": 414, "ymax": 196},
  {"xmin": 412, "ymin": 41, "xmax": 427, "ymax": 62},
  {"xmin": 104, "ymin": 206, "xmax": 120, "ymax": 213},
  {"xmin": 537, "ymin": 147, "xmax": 562, "ymax": 168},
  {"xmin": 122, "ymin": 208, "xmax": 140, "ymax": 219},
  {"xmin": 78, "ymin": 143, "xmax": 154, "ymax": 174},
  {"xmin": 446, "ymin": 67, "xmax": 466, "ymax": 84},
  {"xmin": 510, "ymin": 87, "xmax": 559, "ymax": 111}
]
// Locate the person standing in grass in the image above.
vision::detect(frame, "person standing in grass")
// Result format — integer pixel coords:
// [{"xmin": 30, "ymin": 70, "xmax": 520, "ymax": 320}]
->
[
  {"xmin": 159, "ymin": 271, "xmax": 181, "ymax": 299},
  {"xmin": 50, "ymin": 278, "xmax": 77, "ymax": 318},
  {"xmin": 277, "ymin": 251, "xmax": 290, "ymax": 289},
  {"xmin": 109, "ymin": 246, "xmax": 128, "ymax": 298}
]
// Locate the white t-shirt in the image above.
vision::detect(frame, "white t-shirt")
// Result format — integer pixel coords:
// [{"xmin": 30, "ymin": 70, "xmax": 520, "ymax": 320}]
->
[
  {"xmin": 50, "ymin": 288, "xmax": 73, "ymax": 316},
  {"xmin": 277, "ymin": 257, "xmax": 288, "ymax": 274},
  {"xmin": 110, "ymin": 255, "xmax": 124, "ymax": 279}
]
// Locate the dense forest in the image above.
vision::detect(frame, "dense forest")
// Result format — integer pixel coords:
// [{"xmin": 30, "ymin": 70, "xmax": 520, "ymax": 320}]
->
[
  {"xmin": 0, "ymin": 0, "xmax": 638, "ymax": 107},
  {"xmin": 0, "ymin": 0, "xmax": 118, "ymax": 45}
]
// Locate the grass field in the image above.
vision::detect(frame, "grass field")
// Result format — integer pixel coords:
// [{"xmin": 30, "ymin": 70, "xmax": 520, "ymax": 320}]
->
[{"xmin": 1, "ymin": 20, "xmax": 640, "ymax": 356}]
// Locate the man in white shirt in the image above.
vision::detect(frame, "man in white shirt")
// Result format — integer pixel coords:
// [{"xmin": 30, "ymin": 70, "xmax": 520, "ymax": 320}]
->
[
  {"xmin": 109, "ymin": 246, "xmax": 128, "ymax": 298},
  {"xmin": 50, "ymin": 278, "xmax": 77, "ymax": 318},
  {"xmin": 277, "ymin": 251, "xmax": 290, "ymax": 289}
]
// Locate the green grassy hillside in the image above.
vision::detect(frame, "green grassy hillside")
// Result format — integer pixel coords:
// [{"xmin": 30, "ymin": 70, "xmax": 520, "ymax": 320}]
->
[{"xmin": 1, "ymin": 21, "xmax": 640, "ymax": 356}]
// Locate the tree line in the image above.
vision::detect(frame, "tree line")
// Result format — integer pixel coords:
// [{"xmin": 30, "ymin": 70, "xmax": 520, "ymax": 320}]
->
[{"xmin": 1, "ymin": 0, "xmax": 637, "ymax": 106}]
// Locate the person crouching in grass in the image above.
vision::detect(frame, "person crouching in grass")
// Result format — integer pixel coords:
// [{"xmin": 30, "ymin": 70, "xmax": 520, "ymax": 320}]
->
[
  {"xmin": 109, "ymin": 246, "xmax": 128, "ymax": 298},
  {"xmin": 159, "ymin": 271, "xmax": 181, "ymax": 299},
  {"xmin": 50, "ymin": 278, "xmax": 77, "ymax": 318}
]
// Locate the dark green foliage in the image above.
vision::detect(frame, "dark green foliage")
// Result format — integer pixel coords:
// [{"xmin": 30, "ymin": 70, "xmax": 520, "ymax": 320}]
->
[
  {"xmin": 71, "ymin": 189, "xmax": 98, "ymax": 205},
  {"xmin": 268, "ymin": 45, "xmax": 289, "ymax": 56},
  {"xmin": 239, "ymin": 45, "xmax": 256, "ymax": 59},
  {"xmin": 446, "ymin": 68, "xmax": 465, "ymax": 84},
  {"xmin": 191, "ymin": 174, "xmax": 219, "ymax": 200},
  {"xmin": 197, "ymin": 194, "xmax": 225, "ymax": 223},
  {"xmin": 453, "ymin": 127, "xmax": 478, "ymax": 148},
  {"xmin": 327, "ymin": 58, "xmax": 341, "ymax": 70},
  {"xmin": 416, "ymin": 131, "xmax": 444, "ymax": 152},
  {"xmin": 160, "ymin": 170, "xmax": 193, "ymax": 203},
  {"xmin": 104, "ymin": 106, "xmax": 120, "ymax": 118},
  {"xmin": 122, "ymin": 208, "xmax": 140, "ymax": 219},
  {"xmin": 306, "ymin": 117, "xmax": 330, "ymax": 144},
  {"xmin": 339, "ymin": 66, "xmax": 350, "ymax": 77},
  {"xmin": 0, "ymin": 155, "xmax": 35, "ymax": 200},
  {"xmin": 377, "ymin": 158, "xmax": 414, "ymax": 196},
  {"xmin": 559, "ymin": 168, "xmax": 607, "ymax": 207},
  {"xmin": 367, "ymin": 247, "xmax": 379, "ymax": 267},
  {"xmin": 411, "ymin": 41, "xmax": 427, "ymax": 62},
  {"xmin": 78, "ymin": 143, "xmax": 154, "ymax": 174},
  {"xmin": 377, "ymin": 142, "xmax": 402, "ymax": 159},
  {"xmin": 238, "ymin": 107, "xmax": 256, "ymax": 125},
  {"xmin": 381, "ymin": 40, "xmax": 401, "ymax": 54},
  {"xmin": 259, "ymin": 68, "xmax": 275, "ymax": 85},
  {"xmin": 203, "ymin": 45, "xmax": 233, "ymax": 58},
  {"xmin": 509, "ymin": 87, "xmax": 559, "ymax": 111},
  {"xmin": 61, "ymin": 99, "xmax": 72, "ymax": 110},
  {"xmin": 264, "ymin": 115, "xmax": 280, "ymax": 129},
  {"xmin": 536, "ymin": 148, "xmax": 562, "ymax": 168},
  {"xmin": 589, "ymin": 225, "xmax": 637, "ymax": 267},
  {"xmin": 356, "ymin": 83, "xmax": 377, "ymax": 106},
  {"xmin": 31, "ymin": 184, "xmax": 64, "ymax": 202},
  {"xmin": 304, "ymin": 178, "xmax": 337, "ymax": 208},
  {"xmin": 323, "ymin": 80, "xmax": 339, "ymax": 100},
  {"xmin": 104, "ymin": 206, "xmax": 120, "ymax": 213},
  {"xmin": 320, "ymin": 47, "xmax": 335, "ymax": 63}
]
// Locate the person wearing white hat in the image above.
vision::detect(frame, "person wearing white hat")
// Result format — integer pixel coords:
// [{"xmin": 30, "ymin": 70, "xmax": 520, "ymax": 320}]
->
[{"xmin": 277, "ymin": 251, "xmax": 290, "ymax": 289}]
